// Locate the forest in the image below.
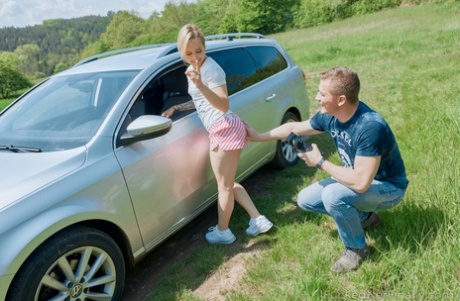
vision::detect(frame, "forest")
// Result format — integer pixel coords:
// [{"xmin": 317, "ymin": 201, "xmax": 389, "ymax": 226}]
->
[{"xmin": 0, "ymin": 0, "xmax": 447, "ymax": 99}]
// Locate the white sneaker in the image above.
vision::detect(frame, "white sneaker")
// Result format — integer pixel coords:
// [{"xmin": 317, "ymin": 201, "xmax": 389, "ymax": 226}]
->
[
  {"xmin": 205, "ymin": 226, "xmax": 236, "ymax": 244},
  {"xmin": 246, "ymin": 215, "xmax": 273, "ymax": 236}
]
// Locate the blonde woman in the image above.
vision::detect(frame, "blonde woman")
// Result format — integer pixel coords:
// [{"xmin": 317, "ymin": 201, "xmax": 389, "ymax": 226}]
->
[{"xmin": 162, "ymin": 24, "xmax": 273, "ymax": 244}]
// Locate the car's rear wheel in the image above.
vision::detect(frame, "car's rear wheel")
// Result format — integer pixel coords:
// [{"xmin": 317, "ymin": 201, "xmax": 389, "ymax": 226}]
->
[
  {"xmin": 7, "ymin": 226, "xmax": 125, "ymax": 301},
  {"xmin": 270, "ymin": 111, "xmax": 301, "ymax": 169}
]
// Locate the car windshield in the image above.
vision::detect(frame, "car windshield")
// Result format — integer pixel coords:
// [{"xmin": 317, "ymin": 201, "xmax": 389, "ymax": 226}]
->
[{"xmin": 0, "ymin": 70, "xmax": 138, "ymax": 152}]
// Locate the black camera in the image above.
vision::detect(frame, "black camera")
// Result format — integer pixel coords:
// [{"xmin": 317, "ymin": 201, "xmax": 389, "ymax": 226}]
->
[{"xmin": 286, "ymin": 132, "xmax": 312, "ymax": 153}]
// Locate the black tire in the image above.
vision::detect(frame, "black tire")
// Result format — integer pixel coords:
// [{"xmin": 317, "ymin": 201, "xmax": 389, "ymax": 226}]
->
[
  {"xmin": 7, "ymin": 226, "xmax": 125, "ymax": 301},
  {"xmin": 270, "ymin": 111, "xmax": 301, "ymax": 169}
]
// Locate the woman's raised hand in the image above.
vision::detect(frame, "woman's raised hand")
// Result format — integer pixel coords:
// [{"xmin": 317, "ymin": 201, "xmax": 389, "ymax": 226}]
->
[{"xmin": 185, "ymin": 59, "xmax": 203, "ymax": 88}]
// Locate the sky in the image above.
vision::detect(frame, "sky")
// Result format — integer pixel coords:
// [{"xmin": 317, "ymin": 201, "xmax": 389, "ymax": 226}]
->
[{"xmin": 0, "ymin": 0, "xmax": 192, "ymax": 28}]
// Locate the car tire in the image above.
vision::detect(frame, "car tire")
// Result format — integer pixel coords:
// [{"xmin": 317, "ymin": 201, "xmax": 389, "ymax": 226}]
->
[
  {"xmin": 270, "ymin": 111, "xmax": 301, "ymax": 169},
  {"xmin": 6, "ymin": 226, "xmax": 125, "ymax": 301}
]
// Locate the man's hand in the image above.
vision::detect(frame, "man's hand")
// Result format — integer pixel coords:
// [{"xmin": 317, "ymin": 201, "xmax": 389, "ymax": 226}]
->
[
  {"xmin": 297, "ymin": 144, "xmax": 323, "ymax": 167},
  {"xmin": 244, "ymin": 122, "xmax": 260, "ymax": 141}
]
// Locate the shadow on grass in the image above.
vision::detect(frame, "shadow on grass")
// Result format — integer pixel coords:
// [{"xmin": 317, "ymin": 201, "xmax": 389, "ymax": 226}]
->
[
  {"xmin": 367, "ymin": 203, "xmax": 447, "ymax": 254},
  {"xmin": 323, "ymin": 203, "xmax": 447, "ymax": 256}
]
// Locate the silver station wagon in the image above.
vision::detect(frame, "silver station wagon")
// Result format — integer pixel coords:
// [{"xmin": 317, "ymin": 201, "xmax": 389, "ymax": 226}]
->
[{"xmin": 0, "ymin": 33, "xmax": 308, "ymax": 300}]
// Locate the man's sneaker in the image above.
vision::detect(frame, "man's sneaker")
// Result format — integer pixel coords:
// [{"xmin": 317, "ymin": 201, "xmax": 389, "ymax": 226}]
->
[
  {"xmin": 205, "ymin": 226, "xmax": 236, "ymax": 244},
  {"xmin": 246, "ymin": 215, "xmax": 273, "ymax": 236},
  {"xmin": 361, "ymin": 212, "xmax": 382, "ymax": 230},
  {"xmin": 331, "ymin": 247, "xmax": 370, "ymax": 273}
]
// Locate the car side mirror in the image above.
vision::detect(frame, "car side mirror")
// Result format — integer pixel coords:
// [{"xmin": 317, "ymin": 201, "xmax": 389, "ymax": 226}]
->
[{"xmin": 118, "ymin": 115, "xmax": 172, "ymax": 146}]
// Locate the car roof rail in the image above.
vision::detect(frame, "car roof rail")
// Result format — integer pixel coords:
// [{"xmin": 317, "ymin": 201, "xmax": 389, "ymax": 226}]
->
[
  {"xmin": 74, "ymin": 43, "xmax": 177, "ymax": 67},
  {"xmin": 73, "ymin": 33, "xmax": 265, "ymax": 67},
  {"xmin": 205, "ymin": 33, "xmax": 265, "ymax": 41}
]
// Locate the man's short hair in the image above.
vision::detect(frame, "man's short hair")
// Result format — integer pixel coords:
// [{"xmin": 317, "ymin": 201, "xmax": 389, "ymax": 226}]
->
[{"xmin": 321, "ymin": 67, "xmax": 360, "ymax": 103}]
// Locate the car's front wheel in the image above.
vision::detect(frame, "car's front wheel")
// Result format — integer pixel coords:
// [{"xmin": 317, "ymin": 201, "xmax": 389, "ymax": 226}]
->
[
  {"xmin": 270, "ymin": 111, "xmax": 301, "ymax": 169},
  {"xmin": 7, "ymin": 226, "xmax": 125, "ymax": 301}
]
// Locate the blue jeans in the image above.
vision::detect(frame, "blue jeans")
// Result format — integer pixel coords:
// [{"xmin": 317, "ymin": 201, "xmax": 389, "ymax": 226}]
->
[{"xmin": 297, "ymin": 177, "xmax": 405, "ymax": 249}]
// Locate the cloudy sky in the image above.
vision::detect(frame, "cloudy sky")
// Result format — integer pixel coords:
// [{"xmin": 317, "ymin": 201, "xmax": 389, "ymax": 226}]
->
[{"xmin": 0, "ymin": 0, "xmax": 192, "ymax": 28}]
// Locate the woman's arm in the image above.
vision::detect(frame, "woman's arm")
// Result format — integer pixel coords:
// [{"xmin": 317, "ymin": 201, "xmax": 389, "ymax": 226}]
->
[
  {"xmin": 198, "ymin": 84, "xmax": 229, "ymax": 113},
  {"xmin": 186, "ymin": 59, "xmax": 229, "ymax": 113},
  {"xmin": 161, "ymin": 100, "xmax": 195, "ymax": 118},
  {"xmin": 174, "ymin": 100, "xmax": 195, "ymax": 111}
]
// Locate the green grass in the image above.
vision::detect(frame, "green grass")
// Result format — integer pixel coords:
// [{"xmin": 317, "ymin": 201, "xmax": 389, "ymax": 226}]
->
[
  {"xmin": 142, "ymin": 3, "xmax": 460, "ymax": 301},
  {"xmin": 0, "ymin": 98, "xmax": 14, "ymax": 111}
]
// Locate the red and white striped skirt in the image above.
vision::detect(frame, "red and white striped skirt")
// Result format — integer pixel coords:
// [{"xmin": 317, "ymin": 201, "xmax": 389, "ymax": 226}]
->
[{"xmin": 208, "ymin": 113, "xmax": 248, "ymax": 151}]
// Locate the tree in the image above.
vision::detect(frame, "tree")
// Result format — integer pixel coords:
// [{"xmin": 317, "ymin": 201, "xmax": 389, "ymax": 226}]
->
[
  {"xmin": 102, "ymin": 11, "xmax": 148, "ymax": 50},
  {"xmin": 194, "ymin": 0, "xmax": 231, "ymax": 35},
  {"xmin": 79, "ymin": 40, "xmax": 110, "ymax": 61},
  {"xmin": 149, "ymin": 1, "xmax": 197, "ymax": 40},
  {"xmin": 148, "ymin": 10, "xmax": 161, "ymax": 22},
  {"xmin": 219, "ymin": 0, "xmax": 241, "ymax": 33},
  {"xmin": 14, "ymin": 43, "xmax": 40, "ymax": 76},
  {"xmin": 0, "ymin": 64, "xmax": 32, "ymax": 99},
  {"xmin": 232, "ymin": 0, "xmax": 298, "ymax": 34},
  {"xmin": 0, "ymin": 52, "xmax": 21, "ymax": 70}
]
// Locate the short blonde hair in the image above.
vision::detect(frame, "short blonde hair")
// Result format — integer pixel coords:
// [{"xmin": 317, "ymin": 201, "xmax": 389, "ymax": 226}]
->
[
  {"xmin": 321, "ymin": 67, "xmax": 360, "ymax": 103},
  {"xmin": 177, "ymin": 24, "xmax": 205, "ymax": 59}
]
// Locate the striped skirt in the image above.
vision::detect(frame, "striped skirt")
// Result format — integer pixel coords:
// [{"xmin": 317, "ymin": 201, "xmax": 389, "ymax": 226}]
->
[{"xmin": 208, "ymin": 113, "xmax": 248, "ymax": 151}]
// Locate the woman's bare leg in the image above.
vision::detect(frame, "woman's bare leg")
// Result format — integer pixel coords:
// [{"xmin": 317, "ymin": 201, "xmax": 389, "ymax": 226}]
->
[
  {"xmin": 210, "ymin": 147, "xmax": 266, "ymax": 231},
  {"xmin": 233, "ymin": 182, "xmax": 260, "ymax": 218},
  {"xmin": 209, "ymin": 147, "xmax": 240, "ymax": 230}
]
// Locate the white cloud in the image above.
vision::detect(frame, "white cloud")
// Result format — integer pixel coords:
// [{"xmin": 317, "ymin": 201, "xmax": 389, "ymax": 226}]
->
[{"xmin": 0, "ymin": 0, "xmax": 190, "ymax": 28}]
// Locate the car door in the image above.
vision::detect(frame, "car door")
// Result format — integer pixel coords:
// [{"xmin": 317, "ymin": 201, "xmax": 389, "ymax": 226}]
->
[
  {"xmin": 207, "ymin": 47, "xmax": 286, "ymax": 173},
  {"xmin": 114, "ymin": 64, "xmax": 217, "ymax": 251}
]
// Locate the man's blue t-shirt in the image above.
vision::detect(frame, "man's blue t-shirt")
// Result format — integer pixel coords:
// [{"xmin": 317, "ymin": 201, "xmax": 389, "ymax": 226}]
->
[{"xmin": 310, "ymin": 101, "xmax": 408, "ymax": 190}]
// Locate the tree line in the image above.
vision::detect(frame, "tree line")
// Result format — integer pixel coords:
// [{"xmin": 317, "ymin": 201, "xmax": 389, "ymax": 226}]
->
[{"xmin": 0, "ymin": 0, "xmax": 444, "ymax": 99}]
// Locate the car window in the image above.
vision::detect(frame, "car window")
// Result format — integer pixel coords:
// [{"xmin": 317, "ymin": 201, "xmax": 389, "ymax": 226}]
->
[
  {"xmin": 159, "ymin": 65, "xmax": 191, "ymax": 117},
  {"xmin": 245, "ymin": 46, "xmax": 288, "ymax": 80},
  {"xmin": 207, "ymin": 48, "xmax": 259, "ymax": 95},
  {"xmin": 0, "ymin": 71, "xmax": 138, "ymax": 151},
  {"xmin": 125, "ymin": 64, "xmax": 193, "ymax": 127}
]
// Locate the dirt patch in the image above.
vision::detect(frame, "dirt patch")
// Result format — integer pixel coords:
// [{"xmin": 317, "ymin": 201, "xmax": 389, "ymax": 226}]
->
[{"xmin": 193, "ymin": 246, "xmax": 261, "ymax": 301}]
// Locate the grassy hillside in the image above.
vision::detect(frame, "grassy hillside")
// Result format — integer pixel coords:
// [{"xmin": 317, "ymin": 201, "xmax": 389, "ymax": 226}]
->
[{"xmin": 145, "ymin": 3, "xmax": 460, "ymax": 300}]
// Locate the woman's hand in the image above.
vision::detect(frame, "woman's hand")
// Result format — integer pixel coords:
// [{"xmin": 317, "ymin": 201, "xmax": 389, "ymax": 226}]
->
[
  {"xmin": 161, "ymin": 106, "xmax": 175, "ymax": 118},
  {"xmin": 185, "ymin": 59, "xmax": 203, "ymax": 88}
]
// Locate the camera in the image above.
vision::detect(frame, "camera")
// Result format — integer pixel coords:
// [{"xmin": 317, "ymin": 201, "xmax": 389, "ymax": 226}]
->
[{"xmin": 286, "ymin": 132, "xmax": 312, "ymax": 153}]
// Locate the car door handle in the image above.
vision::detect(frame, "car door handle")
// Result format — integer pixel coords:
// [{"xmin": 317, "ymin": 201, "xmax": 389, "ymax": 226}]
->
[{"xmin": 265, "ymin": 94, "xmax": 276, "ymax": 102}]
